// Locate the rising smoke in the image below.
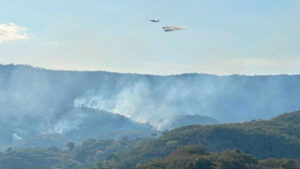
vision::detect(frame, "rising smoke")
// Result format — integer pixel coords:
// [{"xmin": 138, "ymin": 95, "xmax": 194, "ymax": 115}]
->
[{"xmin": 1, "ymin": 65, "xmax": 300, "ymax": 144}]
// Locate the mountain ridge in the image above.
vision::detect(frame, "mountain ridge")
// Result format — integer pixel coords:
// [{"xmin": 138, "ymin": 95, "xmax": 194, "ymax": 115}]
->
[
  {"xmin": 101, "ymin": 110, "xmax": 300, "ymax": 169},
  {"xmin": 1, "ymin": 64, "xmax": 300, "ymax": 146},
  {"xmin": 2, "ymin": 64, "xmax": 300, "ymax": 76}
]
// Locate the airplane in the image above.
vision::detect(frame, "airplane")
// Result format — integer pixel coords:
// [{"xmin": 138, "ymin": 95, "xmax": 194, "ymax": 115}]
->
[
  {"xmin": 150, "ymin": 19, "xmax": 160, "ymax": 23},
  {"xmin": 162, "ymin": 26, "xmax": 185, "ymax": 32}
]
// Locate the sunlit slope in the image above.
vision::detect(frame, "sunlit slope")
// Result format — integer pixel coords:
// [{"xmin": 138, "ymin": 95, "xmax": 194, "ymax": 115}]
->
[
  {"xmin": 103, "ymin": 111, "xmax": 300, "ymax": 168},
  {"xmin": 136, "ymin": 145, "xmax": 300, "ymax": 169},
  {"xmin": 0, "ymin": 111, "xmax": 300, "ymax": 169}
]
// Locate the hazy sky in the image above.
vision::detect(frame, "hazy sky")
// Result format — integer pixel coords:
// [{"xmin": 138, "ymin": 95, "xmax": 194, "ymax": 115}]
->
[{"xmin": 0, "ymin": 0, "xmax": 300, "ymax": 75}]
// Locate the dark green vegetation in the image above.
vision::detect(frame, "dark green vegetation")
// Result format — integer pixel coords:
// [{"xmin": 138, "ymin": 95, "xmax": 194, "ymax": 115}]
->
[
  {"xmin": 136, "ymin": 145, "xmax": 300, "ymax": 169},
  {"xmin": 168, "ymin": 115, "xmax": 219, "ymax": 129},
  {"xmin": 2, "ymin": 111, "xmax": 300, "ymax": 169},
  {"xmin": 0, "ymin": 138, "xmax": 139, "ymax": 169},
  {"xmin": 101, "ymin": 111, "xmax": 300, "ymax": 168}
]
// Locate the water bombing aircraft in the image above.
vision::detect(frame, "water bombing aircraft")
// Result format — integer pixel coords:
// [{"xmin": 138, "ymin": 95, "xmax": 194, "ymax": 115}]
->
[
  {"xmin": 150, "ymin": 19, "xmax": 160, "ymax": 22},
  {"xmin": 162, "ymin": 26, "xmax": 185, "ymax": 32}
]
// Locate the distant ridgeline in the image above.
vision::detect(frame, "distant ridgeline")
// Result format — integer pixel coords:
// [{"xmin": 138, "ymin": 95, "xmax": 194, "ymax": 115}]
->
[
  {"xmin": 0, "ymin": 111, "xmax": 300, "ymax": 169},
  {"xmin": 1, "ymin": 64, "xmax": 300, "ymax": 148}
]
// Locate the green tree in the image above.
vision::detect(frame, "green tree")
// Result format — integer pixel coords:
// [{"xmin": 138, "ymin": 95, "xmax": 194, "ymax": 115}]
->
[{"xmin": 67, "ymin": 142, "xmax": 75, "ymax": 151}]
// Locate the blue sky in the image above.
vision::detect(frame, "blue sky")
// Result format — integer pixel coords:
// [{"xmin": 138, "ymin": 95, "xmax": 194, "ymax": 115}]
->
[{"xmin": 0, "ymin": 0, "xmax": 299, "ymax": 74}]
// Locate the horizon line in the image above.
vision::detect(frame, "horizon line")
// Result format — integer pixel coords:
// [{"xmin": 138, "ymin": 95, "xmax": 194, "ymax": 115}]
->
[{"xmin": 1, "ymin": 63, "xmax": 300, "ymax": 77}]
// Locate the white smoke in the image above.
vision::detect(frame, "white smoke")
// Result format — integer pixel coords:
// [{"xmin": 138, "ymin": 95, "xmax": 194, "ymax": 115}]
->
[
  {"xmin": 3, "ymin": 65, "xmax": 300, "ymax": 142},
  {"xmin": 46, "ymin": 110, "xmax": 88, "ymax": 135},
  {"xmin": 73, "ymin": 79, "xmax": 218, "ymax": 130},
  {"xmin": 12, "ymin": 133, "xmax": 23, "ymax": 141},
  {"xmin": 74, "ymin": 82, "xmax": 175, "ymax": 130}
]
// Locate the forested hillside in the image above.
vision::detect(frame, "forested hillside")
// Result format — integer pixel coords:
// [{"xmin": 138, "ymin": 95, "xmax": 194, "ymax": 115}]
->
[
  {"xmin": 101, "ymin": 111, "xmax": 300, "ymax": 169},
  {"xmin": 1, "ymin": 111, "xmax": 300, "ymax": 169},
  {"xmin": 136, "ymin": 145, "xmax": 300, "ymax": 169},
  {"xmin": 0, "ymin": 107, "xmax": 155, "ymax": 151},
  {"xmin": 0, "ymin": 138, "xmax": 140, "ymax": 169},
  {"xmin": 1, "ymin": 64, "xmax": 300, "ymax": 148}
]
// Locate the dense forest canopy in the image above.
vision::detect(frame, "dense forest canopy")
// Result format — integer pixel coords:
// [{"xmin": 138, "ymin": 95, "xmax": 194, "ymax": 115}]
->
[
  {"xmin": 1, "ymin": 111, "xmax": 300, "ymax": 169},
  {"xmin": 101, "ymin": 111, "xmax": 300, "ymax": 168}
]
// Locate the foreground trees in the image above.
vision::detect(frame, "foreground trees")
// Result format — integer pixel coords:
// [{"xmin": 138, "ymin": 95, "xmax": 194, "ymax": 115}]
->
[{"xmin": 135, "ymin": 145, "xmax": 300, "ymax": 169}]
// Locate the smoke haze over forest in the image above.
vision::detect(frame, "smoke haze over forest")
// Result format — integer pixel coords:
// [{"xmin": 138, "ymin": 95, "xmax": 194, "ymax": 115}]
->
[{"xmin": 1, "ymin": 64, "xmax": 300, "ymax": 148}]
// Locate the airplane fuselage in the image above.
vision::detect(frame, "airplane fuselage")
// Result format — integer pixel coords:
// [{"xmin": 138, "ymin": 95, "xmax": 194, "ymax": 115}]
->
[{"xmin": 150, "ymin": 19, "xmax": 159, "ymax": 22}]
